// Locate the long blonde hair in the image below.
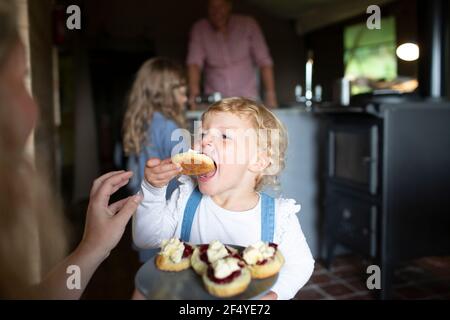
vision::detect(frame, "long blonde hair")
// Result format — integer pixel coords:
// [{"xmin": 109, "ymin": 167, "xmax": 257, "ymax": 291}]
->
[
  {"xmin": 122, "ymin": 57, "xmax": 186, "ymax": 155},
  {"xmin": 0, "ymin": 1, "xmax": 68, "ymax": 298},
  {"xmin": 202, "ymin": 97, "xmax": 288, "ymax": 191}
]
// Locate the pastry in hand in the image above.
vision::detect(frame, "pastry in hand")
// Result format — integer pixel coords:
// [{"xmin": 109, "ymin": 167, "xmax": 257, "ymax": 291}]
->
[
  {"xmin": 242, "ymin": 241, "xmax": 284, "ymax": 279},
  {"xmin": 202, "ymin": 257, "xmax": 251, "ymax": 298},
  {"xmin": 171, "ymin": 149, "xmax": 216, "ymax": 176},
  {"xmin": 155, "ymin": 238, "xmax": 194, "ymax": 272},
  {"xmin": 191, "ymin": 240, "xmax": 239, "ymax": 275}
]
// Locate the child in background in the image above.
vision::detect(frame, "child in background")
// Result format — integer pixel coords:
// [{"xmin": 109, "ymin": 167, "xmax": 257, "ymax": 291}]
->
[
  {"xmin": 123, "ymin": 57, "xmax": 188, "ymax": 262},
  {"xmin": 122, "ymin": 57, "xmax": 188, "ymax": 197},
  {"xmin": 133, "ymin": 97, "xmax": 314, "ymax": 299}
]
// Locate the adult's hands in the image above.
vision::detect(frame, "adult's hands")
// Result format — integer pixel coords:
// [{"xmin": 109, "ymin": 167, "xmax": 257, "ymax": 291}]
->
[
  {"xmin": 81, "ymin": 171, "xmax": 143, "ymax": 259},
  {"xmin": 34, "ymin": 171, "xmax": 142, "ymax": 299}
]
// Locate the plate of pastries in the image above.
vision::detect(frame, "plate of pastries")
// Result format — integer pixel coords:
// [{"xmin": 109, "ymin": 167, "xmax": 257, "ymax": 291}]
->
[{"xmin": 135, "ymin": 238, "xmax": 284, "ymax": 299}]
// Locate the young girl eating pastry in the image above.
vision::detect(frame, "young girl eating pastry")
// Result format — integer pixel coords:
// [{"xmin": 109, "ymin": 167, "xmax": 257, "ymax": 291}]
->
[{"xmin": 133, "ymin": 97, "xmax": 314, "ymax": 299}]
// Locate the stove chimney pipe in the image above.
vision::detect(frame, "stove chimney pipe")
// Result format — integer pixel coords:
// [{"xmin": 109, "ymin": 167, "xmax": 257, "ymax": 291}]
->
[{"xmin": 417, "ymin": 0, "xmax": 449, "ymax": 100}]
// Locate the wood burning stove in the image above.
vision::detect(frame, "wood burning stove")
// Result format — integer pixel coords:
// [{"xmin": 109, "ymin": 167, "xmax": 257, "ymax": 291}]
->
[
  {"xmin": 322, "ymin": 1, "xmax": 450, "ymax": 299},
  {"xmin": 322, "ymin": 102, "xmax": 450, "ymax": 299}
]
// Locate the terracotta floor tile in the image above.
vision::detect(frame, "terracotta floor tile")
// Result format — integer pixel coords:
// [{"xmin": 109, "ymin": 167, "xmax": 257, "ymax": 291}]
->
[
  {"xmin": 302, "ymin": 283, "xmax": 315, "ymax": 290},
  {"xmin": 420, "ymin": 281, "xmax": 450, "ymax": 295},
  {"xmin": 330, "ymin": 255, "xmax": 356, "ymax": 268},
  {"xmin": 393, "ymin": 273, "xmax": 408, "ymax": 285},
  {"xmin": 425, "ymin": 256, "xmax": 450, "ymax": 267},
  {"xmin": 395, "ymin": 285, "xmax": 430, "ymax": 300},
  {"xmin": 392, "ymin": 293, "xmax": 405, "ymax": 300},
  {"xmin": 347, "ymin": 279, "xmax": 371, "ymax": 292},
  {"xmin": 333, "ymin": 267, "xmax": 364, "ymax": 280},
  {"xmin": 314, "ymin": 261, "xmax": 326, "ymax": 271},
  {"xmin": 341, "ymin": 292, "xmax": 376, "ymax": 300},
  {"xmin": 310, "ymin": 273, "xmax": 335, "ymax": 284},
  {"xmin": 415, "ymin": 257, "xmax": 450, "ymax": 278},
  {"xmin": 398, "ymin": 268, "xmax": 432, "ymax": 282},
  {"xmin": 321, "ymin": 283, "xmax": 355, "ymax": 297},
  {"xmin": 293, "ymin": 254, "xmax": 450, "ymax": 300},
  {"xmin": 294, "ymin": 287, "xmax": 327, "ymax": 300}
]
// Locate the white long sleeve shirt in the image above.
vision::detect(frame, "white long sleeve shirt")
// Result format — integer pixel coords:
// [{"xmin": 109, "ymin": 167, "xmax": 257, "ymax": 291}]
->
[{"xmin": 133, "ymin": 176, "xmax": 315, "ymax": 300}]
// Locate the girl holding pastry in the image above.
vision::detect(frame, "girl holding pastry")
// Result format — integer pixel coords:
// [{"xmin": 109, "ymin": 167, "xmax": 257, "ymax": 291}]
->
[{"xmin": 133, "ymin": 97, "xmax": 314, "ymax": 299}]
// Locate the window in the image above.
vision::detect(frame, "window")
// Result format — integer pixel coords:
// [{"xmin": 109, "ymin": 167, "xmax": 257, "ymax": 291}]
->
[{"xmin": 344, "ymin": 17, "xmax": 397, "ymax": 95}]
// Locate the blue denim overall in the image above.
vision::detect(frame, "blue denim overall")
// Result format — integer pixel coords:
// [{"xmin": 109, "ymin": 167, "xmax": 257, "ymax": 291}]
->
[{"xmin": 180, "ymin": 187, "xmax": 275, "ymax": 242}]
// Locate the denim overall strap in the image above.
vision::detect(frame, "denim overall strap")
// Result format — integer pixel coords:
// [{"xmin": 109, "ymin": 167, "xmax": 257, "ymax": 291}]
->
[
  {"xmin": 180, "ymin": 187, "xmax": 202, "ymax": 242},
  {"xmin": 260, "ymin": 193, "xmax": 275, "ymax": 242}
]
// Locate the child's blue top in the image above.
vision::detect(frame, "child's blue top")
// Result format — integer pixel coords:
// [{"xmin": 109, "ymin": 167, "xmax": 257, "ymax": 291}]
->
[{"xmin": 127, "ymin": 111, "xmax": 187, "ymax": 198}]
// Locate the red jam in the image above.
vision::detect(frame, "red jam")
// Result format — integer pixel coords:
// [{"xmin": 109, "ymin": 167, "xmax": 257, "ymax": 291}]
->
[
  {"xmin": 207, "ymin": 267, "xmax": 242, "ymax": 284},
  {"xmin": 182, "ymin": 243, "xmax": 193, "ymax": 258},
  {"xmin": 199, "ymin": 244, "xmax": 210, "ymax": 263},
  {"xmin": 230, "ymin": 252, "xmax": 242, "ymax": 260},
  {"xmin": 269, "ymin": 243, "xmax": 278, "ymax": 249}
]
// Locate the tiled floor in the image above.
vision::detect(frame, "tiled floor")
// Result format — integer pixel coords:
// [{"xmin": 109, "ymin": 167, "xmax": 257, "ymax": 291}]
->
[{"xmin": 294, "ymin": 255, "xmax": 450, "ymax": 300}]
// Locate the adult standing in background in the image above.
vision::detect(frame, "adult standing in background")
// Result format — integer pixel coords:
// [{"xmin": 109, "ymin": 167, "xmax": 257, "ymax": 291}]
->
[{"xmin": 187, "ymin": 0, "xmax": 278, "ymax": 109}]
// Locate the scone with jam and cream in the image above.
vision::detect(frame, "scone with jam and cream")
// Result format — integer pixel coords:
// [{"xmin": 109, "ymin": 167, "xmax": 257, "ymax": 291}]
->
[
  {"xmin": 155, "ymin": 238, "xmax": 194, "ymax": 272},
  {"xmin": 171, "ymin": 149, "xmax": 216, "ymax": 176},
  {"xmin": 242, "ymin": 241, "xmax": 284, "ymax": 279},
  {"xmin": 202, "ymin": 257, "xmax": 251, "ymax": 298},
  {"xmin": 191, "ymin": 240, "xmax": 239, "ymax": 275}
]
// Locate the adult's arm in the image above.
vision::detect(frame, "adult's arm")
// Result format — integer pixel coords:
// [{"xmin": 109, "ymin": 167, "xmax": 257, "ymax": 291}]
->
[
  {"xmin": 32, "ymin": 171, "xmax": 142, "ymax": 299},
  {"xmin": 247, "ymin": 17, "xmax": 278, "ymax": 108},
  {"xmin": 260, "ymin": 65, "xmax": 278, "ymax": 108},
  {"xmin": 187, "ymin": 64, "xmax": 201, "ymax": 110}
]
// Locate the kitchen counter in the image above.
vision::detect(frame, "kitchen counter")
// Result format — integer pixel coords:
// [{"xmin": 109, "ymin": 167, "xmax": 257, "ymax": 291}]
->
[
  {"xmin": 186, "ymin": 105, "xmax": 312, "ymax": 119},
  {"xmin": 187, "ymin": 103, "xmax": 379, "ymax": 119},
  {"xmin": 185, "ymin": 106, "xmax": 327, "ymax": 258}
]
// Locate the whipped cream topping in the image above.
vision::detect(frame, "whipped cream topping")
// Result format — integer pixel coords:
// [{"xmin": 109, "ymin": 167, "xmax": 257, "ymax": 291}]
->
[
  {"xmin": 212, "ymin": 257, "xmax": 241, "ymax": 279},
  {"xmin": 206, "ymin": 240, "xmax": 229, "ymax": 264},
  {"xmin": 160, "ymin": 238, "xmax": 185, "ymax": 263},
  {"xmin": 243, "ymin": 241, "xmax": 275, "ymax": 265}
]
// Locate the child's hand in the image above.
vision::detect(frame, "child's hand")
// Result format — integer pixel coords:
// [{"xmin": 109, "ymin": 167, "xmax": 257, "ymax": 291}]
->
[
  {"xmin": 259, "ymin": 291, "xmax": 278, "ymax": 300},
  {"xmin": 145, "ymin": 158, "xmax": 182, "ymax": 188}
]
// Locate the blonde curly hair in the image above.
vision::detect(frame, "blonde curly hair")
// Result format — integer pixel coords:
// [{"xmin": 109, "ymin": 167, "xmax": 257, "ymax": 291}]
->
[
  {"xmin": 201, "ymin": 97, "xmax": 288, "ymax": 191},
  {"xmin": 122, "ymin": 57, "xmax": 186, "ymax": 156}
]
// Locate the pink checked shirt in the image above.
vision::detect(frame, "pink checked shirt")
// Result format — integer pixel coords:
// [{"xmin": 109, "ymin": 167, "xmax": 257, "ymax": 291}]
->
[{"xmin": 186, "ymin": 15, "xmax": 273, "ymax": 100}]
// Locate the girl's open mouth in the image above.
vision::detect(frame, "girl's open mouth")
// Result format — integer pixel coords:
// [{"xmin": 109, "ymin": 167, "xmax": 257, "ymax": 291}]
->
[{"xmin": 198, "ymin": 159, "xmax": 217, "ymax": 182}]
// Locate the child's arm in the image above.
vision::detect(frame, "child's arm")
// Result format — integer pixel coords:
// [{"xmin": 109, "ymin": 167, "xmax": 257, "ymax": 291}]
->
[
  {"xmin": 270, "ymin": 200, "xmax": 315, "ymax": 300},
  {"xmin": 132, "ymin": 158, "xmax": 183, "ymax": 248}
]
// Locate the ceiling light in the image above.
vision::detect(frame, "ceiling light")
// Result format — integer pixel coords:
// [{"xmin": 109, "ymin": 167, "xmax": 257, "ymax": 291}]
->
[{"xmin": 396, "ymin": 43, "xmax": 419, "ymax": 61}]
